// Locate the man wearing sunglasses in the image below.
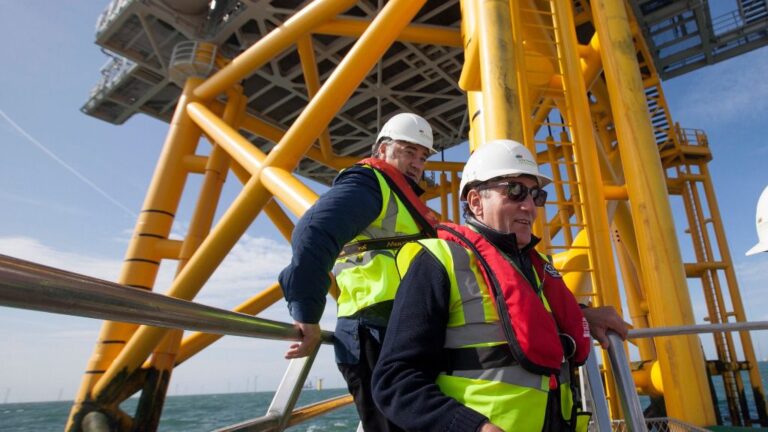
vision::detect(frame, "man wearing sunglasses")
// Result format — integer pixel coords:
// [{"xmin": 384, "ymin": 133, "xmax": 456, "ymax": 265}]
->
[{"xmin": 372, "ymin": 139, "xmax": 628, "ymax": 432}]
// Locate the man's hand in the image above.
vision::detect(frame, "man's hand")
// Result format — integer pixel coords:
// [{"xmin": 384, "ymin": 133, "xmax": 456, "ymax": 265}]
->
[
  {"xmin": 478, "ymin": 421, "xmax": 505, "ymax": 432},
  {"xmin": 582, "ymin": 306, "xmax": 630, "ymax": 348},
  {"xmin": 285, "ymin": 322, "xmax": 321, "ymax": 359}
]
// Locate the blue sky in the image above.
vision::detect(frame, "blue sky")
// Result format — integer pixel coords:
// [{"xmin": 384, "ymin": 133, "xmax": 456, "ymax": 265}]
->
[{"xmin": 1, "ymin": 2, "xmax": 767, "ymax": 404}]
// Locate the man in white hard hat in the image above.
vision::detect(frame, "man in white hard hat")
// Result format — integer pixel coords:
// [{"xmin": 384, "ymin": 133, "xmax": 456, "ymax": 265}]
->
[
  {"xmin": 372, "ymin": 139, "xmax": 628, "ymax": 431},
  {"xmin": 279, "ymin": 113, "xmax": 438, "ymax": 431},
  {"xmin": 746, "ymin": 186, "xmax": 768, "ymax": 256}
]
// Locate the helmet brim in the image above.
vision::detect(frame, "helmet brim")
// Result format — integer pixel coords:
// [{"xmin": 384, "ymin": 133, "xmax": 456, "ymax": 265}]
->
[{"xmin": 745, "ymin": 241, "xmax": 768, "ymax": 256}]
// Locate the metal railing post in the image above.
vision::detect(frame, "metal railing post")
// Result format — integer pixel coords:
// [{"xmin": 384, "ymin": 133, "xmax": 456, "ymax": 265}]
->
[
  {"xmin": 583, "ymin": 343, "xmax": 613, "ymax": 431},
  {"xmin": 606, "ymin": 332, "xmax": 648, "ymax": 432}
]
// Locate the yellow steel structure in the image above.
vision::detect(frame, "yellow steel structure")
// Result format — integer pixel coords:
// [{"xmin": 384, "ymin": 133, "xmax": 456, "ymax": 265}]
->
[{"xmin": 69, "ymin": 1, "xmax": 767, "ymax": 430}]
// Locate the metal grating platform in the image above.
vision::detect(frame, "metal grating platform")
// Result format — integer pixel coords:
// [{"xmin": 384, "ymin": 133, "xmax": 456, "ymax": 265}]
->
[
  {"xmin": 82, "ymin": 0, "xmax": 768, "ymax": 183},
  {"xmin": 82, "ymin": 0, "xmax": 468, "ymax": 184}
]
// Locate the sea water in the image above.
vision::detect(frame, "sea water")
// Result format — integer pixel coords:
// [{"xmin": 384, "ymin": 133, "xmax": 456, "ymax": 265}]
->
[{"xmin": 3, "ymin": 364, "xmax": 768, "ymax": 431}]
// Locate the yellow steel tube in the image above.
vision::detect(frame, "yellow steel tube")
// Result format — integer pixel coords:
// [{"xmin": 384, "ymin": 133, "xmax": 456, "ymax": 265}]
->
[
  {"xmin": 236, "ymin": 110, "xmax": 358, "ymax": 171},
  {"xmin": 476, "ymin": 0, "xmax": 523, "ymax": 141},
  {"xmin": 699, "ymin": 163, "xmax": 768, "ymax": 420},
  {"xmin": 261, "ymin": 166, "xmax": 317, "ymax": 217},
  {"xmin": 440, "ymin": 172, "xmax": 449, "ymax": 221},
  {"xmin": 459, "ymin": 0, "xmax": 481, "ymax": 92},
  {"xmin": 591, "ymin": 0, "xmax": 716, "ymax": 424},
  {"xmin": 286, "ymin": 395, "xmax": 355, "ymax": 427},
  {"xmin": 603, "ymin": 185, "xmax": 629, "ymax": 200},
  {"xmin": 155, "ymin": 239, "xmax": 183, "ymax": 260},
  {"xmin": 632, "ymin": 360, "xmax": 664, "ymax": 396},
  {"xmin": 297, "ymin": 35, "xmax": 333, "ymax": 160},
  {"xmin": 183, "ymin": 154, "xmax": 208, "ymax": 173},
  {"xmin": 700, "ymin": 164, "xmax": 768, "ymax": 416},
  {"xmin": 265, "ymin": 199, "xmax": 296, "ymax": 243},
  {"xmin": 188, "ymin": 102, "xmax": 319, "ymax": 216},
  {"xmin": 194, "ymin": 0, "xmax": 357, "ymax": 100},
  {"xmin": 228, "ymin": 156, "xmax": 296, "ymax": 243},
  {"xmin": 238, "ymin": 109, "xmax": 463, "ymax": 174},
  {"xmin": 147, "ymin": 89, "xmax": 243, "ymax": 369},
  {"xmin": 451, "ymin": 171, "xmax": 461, "ymax": 224},
  {"xmin": 188, "ymin": 102, "xmax": 264, "ymax": 175},
  {"xmin": 68, "ymin": 79, "xmax": 204, "ymax": 428},
  {"xmin": 261, "ymin": 0, "xmax": 428, "ymax": 173},
  {"xmin": 314, "ymin": 19, "xmax": 462, "ymax": 47},
  {"xmin": 507, "ymin": 1, "xmax": 534, "ymax": 146},
  {"xmin": 93, "ymin": 173, "xmax": 277, "ymax": 399}
]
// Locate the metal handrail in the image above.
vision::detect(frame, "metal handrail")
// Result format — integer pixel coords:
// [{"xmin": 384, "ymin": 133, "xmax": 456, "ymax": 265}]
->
[
  {"xmin": 597, "ymin": 323, "xmax": 768, "ymax": 432},
  {"xmin": 0, "ymin": 254, "xmax": 333, "ymax": 342},
  {"xmin": 583, "ymin": 344, "xmax": 612, "ymax": 431},
  {"xmin": 606, "ymin": 332, "xmax": 649, "ymax": 432},
  {"xmin": 628, "ymin": 321, "xmax": 768, "ymax": 339}
]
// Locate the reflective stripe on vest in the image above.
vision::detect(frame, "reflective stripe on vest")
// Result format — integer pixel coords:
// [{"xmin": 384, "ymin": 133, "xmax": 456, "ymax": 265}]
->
[
  {"xmin": 397, "ymin": 237, "xmax": 575, "ymax": 430},
  {"xmin": 333, "ymin": 167, "xmax": 421, "ymax": 318}
]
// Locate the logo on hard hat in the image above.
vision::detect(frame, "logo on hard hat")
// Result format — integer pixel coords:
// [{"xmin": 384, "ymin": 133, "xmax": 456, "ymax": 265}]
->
[{"xmin": 516, "ymin": 154, "xmax": 537, "ymax": 168}]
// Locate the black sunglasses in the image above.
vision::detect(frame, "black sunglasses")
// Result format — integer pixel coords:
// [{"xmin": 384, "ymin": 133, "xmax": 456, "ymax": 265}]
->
[{"xmin": 480, "ymin": 181, "xmax": 548, "ymax": 206}]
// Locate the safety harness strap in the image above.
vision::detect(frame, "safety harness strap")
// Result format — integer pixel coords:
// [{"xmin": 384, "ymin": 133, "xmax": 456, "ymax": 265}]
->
[
  {"xmin": 338, "ymin": 233, "xmax": 428, "ymax": 257},
  {"xmin": 447, "ymin": 345, "xmax": 517, "ymax": 371}
]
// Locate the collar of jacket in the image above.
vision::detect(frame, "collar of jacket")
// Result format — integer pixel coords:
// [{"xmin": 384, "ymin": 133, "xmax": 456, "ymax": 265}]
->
[{"xmin": 466, "ymin": 215, "xmax": 540, "ymax": 257}]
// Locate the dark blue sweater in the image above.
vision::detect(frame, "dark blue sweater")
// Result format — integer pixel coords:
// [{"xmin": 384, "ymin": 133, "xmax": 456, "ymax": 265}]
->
[
  {"xmin": 371, "ymin": 248, "xmax": 489, "ymax": 431},
  {"xmin": 279, "ymin": 166, "xmax": 382, "ymax": 324},
  {"xmin": 372, "ymin": 220, "xmax": 540, "ymax": 431},
  {"xmin": 278, "ymin": 165, "xmax": 424, "ymax": 364}
]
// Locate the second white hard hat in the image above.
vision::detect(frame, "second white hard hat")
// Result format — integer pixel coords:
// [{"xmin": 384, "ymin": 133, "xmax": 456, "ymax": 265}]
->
[
  {"xmin": 376, "ymin": 113, "xmax": 435, "ymax": 153},
  {"xmin": 459, "ymin": 139, "xmax": 552, "ymax": 199},
  {"xmin": 746, "ymin": 185, "xmax": 768, "ymax": 256}
]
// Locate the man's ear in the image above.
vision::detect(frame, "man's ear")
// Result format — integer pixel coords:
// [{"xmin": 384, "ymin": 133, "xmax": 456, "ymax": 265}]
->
[
  {"xmin": 375, "ymin": 141, "xmax": 388, "ymax": 159},
  {"xmin": 467, "ymin": 189, "xmax": 483, "ymax": 218}
]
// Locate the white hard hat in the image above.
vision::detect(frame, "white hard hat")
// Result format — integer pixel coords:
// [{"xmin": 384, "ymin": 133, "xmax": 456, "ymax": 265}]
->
[
  {"xmin": 459, "ymin": 139, "xmax": 552, "ymax": 199},
  {"xmin": 376, "ymin": 113, "xmax": 435, "ymax": 153},
  {"xmin": 746, "ymin": 185, "xmax": 768, "ymax": 256}
]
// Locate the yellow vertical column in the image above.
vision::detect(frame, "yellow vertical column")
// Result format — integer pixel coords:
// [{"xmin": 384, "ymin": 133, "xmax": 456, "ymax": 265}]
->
[
  {"xmin": 591, "ymin": 0, "xmax": 716, "ymax": 425},
  {"xmin": 476, "ymin": 0, "xmax": 523, "ymax": 141},
  {"xmin": 67, "ymin": 78, "xmax": 204, "ymax": 430},
  {"xmin": 134, "ymin": 88, "xmax": 245, "ymax": 429},
  {"xmin": 459, "ymin": 0, "xmax": 485, "ymax": 151}
]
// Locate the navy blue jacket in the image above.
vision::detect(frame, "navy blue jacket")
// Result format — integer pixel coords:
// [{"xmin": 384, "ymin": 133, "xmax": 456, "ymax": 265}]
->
[
  {"xmin": 278, "ymin": 165, "xmax": 423, "ymax": 364},
  {"xmin": 372, "ymin": 220, "xmax": 540, "ymax": 431}
]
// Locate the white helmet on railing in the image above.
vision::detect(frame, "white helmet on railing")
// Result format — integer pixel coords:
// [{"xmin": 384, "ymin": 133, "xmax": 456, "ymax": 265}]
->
[
  {"xmin": 459, "ymin": 139, "xmax": 552, "ymax": 199},
  {"xmin": 376, "ymin": 113, "xmax": 435, "ymax": 153},
  {"xmin": 746, "ymin": 185, "xmax": 768, "ymax": 256}
]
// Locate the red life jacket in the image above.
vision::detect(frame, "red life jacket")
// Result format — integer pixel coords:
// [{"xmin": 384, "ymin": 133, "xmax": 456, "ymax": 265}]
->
[
  {"xmin": 438, "ymin": 223, "xmax": 591, "ymax": 374},
  {"xmin": 356, "ymin": 157, "xmax": 439, "ymax": 231}
]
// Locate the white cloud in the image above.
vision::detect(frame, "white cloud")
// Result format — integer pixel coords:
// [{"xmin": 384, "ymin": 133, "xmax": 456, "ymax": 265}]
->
[{"xmin": 0, "ymin": 236, "xmax": 121, "ymax": 281}]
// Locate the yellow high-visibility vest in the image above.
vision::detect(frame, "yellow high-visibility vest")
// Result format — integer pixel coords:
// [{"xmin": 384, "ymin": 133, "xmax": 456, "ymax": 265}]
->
[
  {"xmin": 333, "ymin": 167, "xmax": 422, "ymax": 318},
  {"xmin": 396, "ymin": 238, "xmax": 585, "ymax": 431}
]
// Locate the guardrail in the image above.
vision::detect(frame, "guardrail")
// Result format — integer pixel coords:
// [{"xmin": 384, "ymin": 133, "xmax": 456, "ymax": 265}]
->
[
  {"xmin": 0, "ymin": 254, "xmax": 333, "ymax": 342},
  {"xmin": 4, "ymin": 254, "xmax": 768, "ymax": 431}
]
